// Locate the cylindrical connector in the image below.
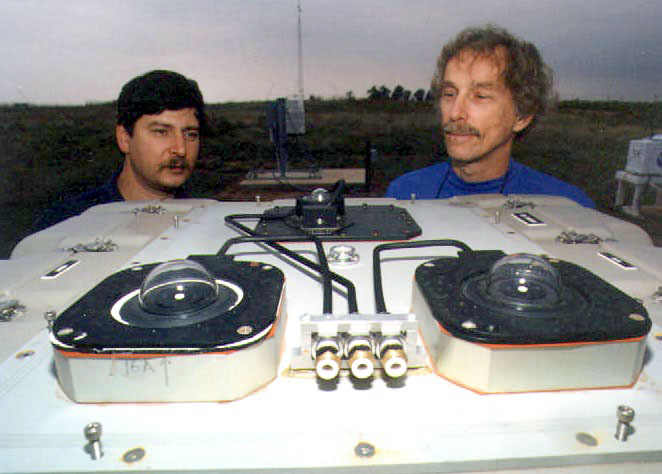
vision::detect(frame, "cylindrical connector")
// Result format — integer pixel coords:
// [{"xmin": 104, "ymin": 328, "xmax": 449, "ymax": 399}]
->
[
  {"xmin": 346, "ymin": 336, "xmax": 375, "ymax": 379},
  {"xmin": 313, "ymin": 337, "xmax": 342, "ymax": 380},
  {"xmin": 378, "ymin": 336, "xmax": 408, "ymax": 378}
]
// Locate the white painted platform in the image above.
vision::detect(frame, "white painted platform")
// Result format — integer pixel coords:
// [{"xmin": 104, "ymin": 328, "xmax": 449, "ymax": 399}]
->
[{"xmin": 2, "ymin": 195, "xmax": 662, "ymax": 473}]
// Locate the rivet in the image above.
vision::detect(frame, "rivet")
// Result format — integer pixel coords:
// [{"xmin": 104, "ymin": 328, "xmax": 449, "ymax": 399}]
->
[
  {"xmin": 461, "ymin": 320, "xmax": 477, "ymax": 330},
  {"xmin": 576, "ymin": 432, "xmax": 598, "ymax": 446},
  {"xmin": 354, "ymin": 442, "xmax": 375, "ymax": 458},
  {"xmin": 123, "ymin": 447, "xmax": 146, "ymax": 463},
  {"xmin": 16, "ymin": 350, "xmax": 35, "ymax": 359},
  {"xmin": 237, "ymin": 325, "xmax": 253, "ymax": 335}
]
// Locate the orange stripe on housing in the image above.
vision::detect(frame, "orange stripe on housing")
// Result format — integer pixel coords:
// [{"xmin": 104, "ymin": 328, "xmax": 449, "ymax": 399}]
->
[{"xmin": 435, "ymin": 320, "xmax": 646, "ymax": 349}]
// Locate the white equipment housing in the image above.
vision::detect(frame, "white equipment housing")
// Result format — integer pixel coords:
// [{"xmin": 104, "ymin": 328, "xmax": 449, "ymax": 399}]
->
[
  {"xmin": 2, "ymin": 195, "xmax": 662, "ymax": 473},
  {"xmin": 625, "ymin": 137, "xmax": 662, "ymax": 175},
  {"xmin": 615, "ymin": 136, "xmax": 662, "ymax": 216}
]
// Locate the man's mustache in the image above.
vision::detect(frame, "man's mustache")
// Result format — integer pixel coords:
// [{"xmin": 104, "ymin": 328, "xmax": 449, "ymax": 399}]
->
[
  {"xmin": 162, "ymin": 157, "xmax": 189, "ymax": 170},
  {"xmin": 442, "ymin": 122, "xmax": 480, "ymax": 136}
]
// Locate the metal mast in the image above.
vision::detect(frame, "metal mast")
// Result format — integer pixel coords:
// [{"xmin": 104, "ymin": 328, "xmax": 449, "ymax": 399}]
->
[{"xmin": 297, "ymin": 0, "xmax": 304, "ymax": 100}]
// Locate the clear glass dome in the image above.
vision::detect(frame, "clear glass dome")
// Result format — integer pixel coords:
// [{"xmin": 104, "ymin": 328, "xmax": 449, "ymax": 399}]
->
[
  {"xmin": 308, "ymin": 188, "xmax": 331, "ymax": 203},
  {"xmin": 139, "ymin": 260, "xmax": 219, "ymax": 316},
  {"xmin": 486, "ymin": 254, "xmax": 561, "ymax": 307}
]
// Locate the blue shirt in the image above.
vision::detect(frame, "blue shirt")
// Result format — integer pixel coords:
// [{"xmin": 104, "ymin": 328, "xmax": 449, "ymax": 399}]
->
[{"xmin": 385, "ymin": 160, "xmax": 595, "ymax": 208}]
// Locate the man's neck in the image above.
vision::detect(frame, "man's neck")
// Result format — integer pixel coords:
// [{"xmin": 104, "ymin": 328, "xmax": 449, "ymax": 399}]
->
[
  {"xmin": 451, "ymin": 154, "xmax": 510, "ymax": 183},
  {"xmin": 116, "ymin": 166, "xmax": 172, "ymax": 201}
]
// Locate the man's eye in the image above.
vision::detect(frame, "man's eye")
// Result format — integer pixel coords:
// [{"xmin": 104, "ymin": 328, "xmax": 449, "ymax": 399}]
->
[
  {"xmin": 152, "ymin": 128, "xmax": 168, "ymax": 136},
  {"xmin": 441, "ymin": 90, "xmax": 455, "ymax": 98},
  {"xmin": 184, "ymin": 130, "xmax": 200, "ymax": 140}
]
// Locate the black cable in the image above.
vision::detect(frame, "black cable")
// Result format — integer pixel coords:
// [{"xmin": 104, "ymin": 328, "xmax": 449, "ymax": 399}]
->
[
  {"xmin": 221, "ymin": 214, "xmax": 359, "ymax": 314},
  {"xmin": 372, "ymin": 240, "xmax": 474, "ymax": 314}
]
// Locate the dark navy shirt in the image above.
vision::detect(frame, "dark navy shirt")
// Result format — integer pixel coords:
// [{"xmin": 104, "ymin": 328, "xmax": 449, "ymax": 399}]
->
[
  {"xmin": 31, "ymin": 168, "xmax": 190, "ymax": 233},
  {"xmin": 385, "ymin": 160, "xmax": 595, "ymax": 208}
]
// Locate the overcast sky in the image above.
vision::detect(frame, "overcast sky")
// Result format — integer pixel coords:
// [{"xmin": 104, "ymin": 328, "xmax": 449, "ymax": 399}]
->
[{"xmin": 1, "ymin": 0, "xmax": 661, "ymax": 105}]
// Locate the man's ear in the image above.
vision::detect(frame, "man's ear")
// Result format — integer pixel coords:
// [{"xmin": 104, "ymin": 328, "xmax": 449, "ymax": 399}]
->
[
  {"xmin": 513, "ymin": 114, "xmax": 534, "ymax": 134},
  {"xmin": 116, "ymin": 125, "xmax": 131, "ymax": 154}
]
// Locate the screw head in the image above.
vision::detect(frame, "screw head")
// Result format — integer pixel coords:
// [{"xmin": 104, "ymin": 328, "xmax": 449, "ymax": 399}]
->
[
  {"xmin": 617, "ymin": 405, "xmax": 635, "ymax": 423},
  {"xmin": 84, "ymin": 422, "xmax": 102, "ymax": 441}
]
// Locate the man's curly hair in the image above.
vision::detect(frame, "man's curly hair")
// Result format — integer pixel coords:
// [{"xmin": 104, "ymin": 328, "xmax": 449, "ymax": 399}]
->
[{"xmin": 431, "ymin": 25, "xmax": 552, "ymax": 125}]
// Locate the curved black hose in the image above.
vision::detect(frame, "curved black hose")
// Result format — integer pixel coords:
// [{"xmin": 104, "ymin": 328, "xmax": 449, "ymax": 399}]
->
[
  {"xmin": 372, "ymin": 240, "xmax": 473, "ymax": 314},
  {"xmin": 221, "ymin": 214, "xmax": 358, "ymax": 314}
]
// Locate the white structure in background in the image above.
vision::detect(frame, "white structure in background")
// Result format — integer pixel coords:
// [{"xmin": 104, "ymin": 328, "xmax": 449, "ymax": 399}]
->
[{"xmin": 615, "ymin": 135, "xmax": 662, "ymax": 216}]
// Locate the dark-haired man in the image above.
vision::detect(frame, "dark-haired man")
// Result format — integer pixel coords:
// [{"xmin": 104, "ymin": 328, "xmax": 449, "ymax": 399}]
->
[
  {"xmin": 386, "ymin": 25, "xmax": 594, "ymax": 208},
  {"xmin": 32, "ymin": 70, "xmax": 206, "ymax": 232}
]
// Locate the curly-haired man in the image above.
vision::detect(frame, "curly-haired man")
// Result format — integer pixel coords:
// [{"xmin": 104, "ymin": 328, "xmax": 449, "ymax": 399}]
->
[{"xmin": 386, "ymin": 25, "xmax": 594, "ymax": 207}]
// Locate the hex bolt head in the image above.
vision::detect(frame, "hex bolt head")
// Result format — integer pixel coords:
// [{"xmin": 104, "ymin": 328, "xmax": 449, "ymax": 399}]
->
[{"xmin": 44, "ymin": 310, "xmax": 57, "ymax": 331}]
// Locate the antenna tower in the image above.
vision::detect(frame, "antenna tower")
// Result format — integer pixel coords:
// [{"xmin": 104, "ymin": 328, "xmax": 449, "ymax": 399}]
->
[{"xmin": 297, "ymin": 0, "xmax": 304, "ymax": 100}]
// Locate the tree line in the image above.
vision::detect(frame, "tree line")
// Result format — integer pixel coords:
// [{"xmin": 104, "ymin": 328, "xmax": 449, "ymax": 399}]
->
[{"xmin": 365, "ymin": 85, "xmax": 433, "ymax": 102}]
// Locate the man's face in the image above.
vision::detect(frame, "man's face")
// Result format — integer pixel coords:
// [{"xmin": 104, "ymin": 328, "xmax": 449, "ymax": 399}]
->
[
  {"xmin": 439, "ymin": 47, "xmax": 532, "ymax": 169},
  {"xmin": 116, "ymin": 108, "xmax": 200, "ymax": 197}
]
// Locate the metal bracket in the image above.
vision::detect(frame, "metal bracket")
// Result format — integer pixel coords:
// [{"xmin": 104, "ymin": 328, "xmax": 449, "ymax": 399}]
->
[
  {"xmin": 65, "ymin": 238, "xmax": 117, "ymax": 253},
  {"xmin": 556, "ymin": 230, "xmax": 603, "ymax": 244},
  {"xmin": 0, "ymin": 300, "xmax": 25, "ymax": 322},
  {"xmin": 134, "ymin": 204, "xmax": 166, "ymax": 215},
  {"xmin": 503, "ymin": 198, "xmax": 536, "ymax": 209}
]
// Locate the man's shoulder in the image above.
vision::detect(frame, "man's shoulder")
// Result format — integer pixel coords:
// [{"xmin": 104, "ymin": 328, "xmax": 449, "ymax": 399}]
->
[
  {"xmin": 385, "ymin": 162, "xmax": 449, "ymax": 199},
  {"xmin": 31, "ymin": 176, "xmax": 123, "ymax": 233},
  {"xmin": 510, "ymin": 161, "xmax": 595, "ymax": 208}
]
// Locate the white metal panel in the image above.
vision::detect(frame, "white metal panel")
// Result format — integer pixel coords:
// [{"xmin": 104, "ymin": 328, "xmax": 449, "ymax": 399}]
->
[{"xmin": 2, "ymin": 196, "xmax": 662, "ymax": 473}]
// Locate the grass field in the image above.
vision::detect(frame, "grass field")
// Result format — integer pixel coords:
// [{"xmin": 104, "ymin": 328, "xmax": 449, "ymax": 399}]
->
[{"xmin": 1, "ymin": 99, "xmax": 660, "ymax": 258}]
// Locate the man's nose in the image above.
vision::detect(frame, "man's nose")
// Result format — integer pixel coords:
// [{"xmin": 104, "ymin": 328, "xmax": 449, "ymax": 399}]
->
[
  {"xmin": 170, "ymin": 132, "xmax": 186, "ymax": 156},
  {"xmin": 447, "ymin": 94, "xmax": 468, "ymax": 121}
]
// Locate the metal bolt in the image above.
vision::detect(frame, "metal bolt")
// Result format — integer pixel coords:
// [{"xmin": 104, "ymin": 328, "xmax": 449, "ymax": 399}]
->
[
  {"xmin": 173, "ymin": 215, "xmax": 180, "ymax": 228},
  {"xmin": 44, "ymin": 310, "xmax": 57, "ymax": 331},
  {"xmin": 84, "ymin": 422, "xmax": 103, "ymax": 460},
  {"xmin": 615, "ymin": 405, "xmax": 635, "ymax": 442}
]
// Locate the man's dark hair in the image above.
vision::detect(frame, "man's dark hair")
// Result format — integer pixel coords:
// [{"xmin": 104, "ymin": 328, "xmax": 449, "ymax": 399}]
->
[
  {"xmin": 431, "ymin": 25, "xmax": 552, "ymax": 124},
  {"xmin": 117, "ymin": 70, "xmax": 206, "ymax": 135}
]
